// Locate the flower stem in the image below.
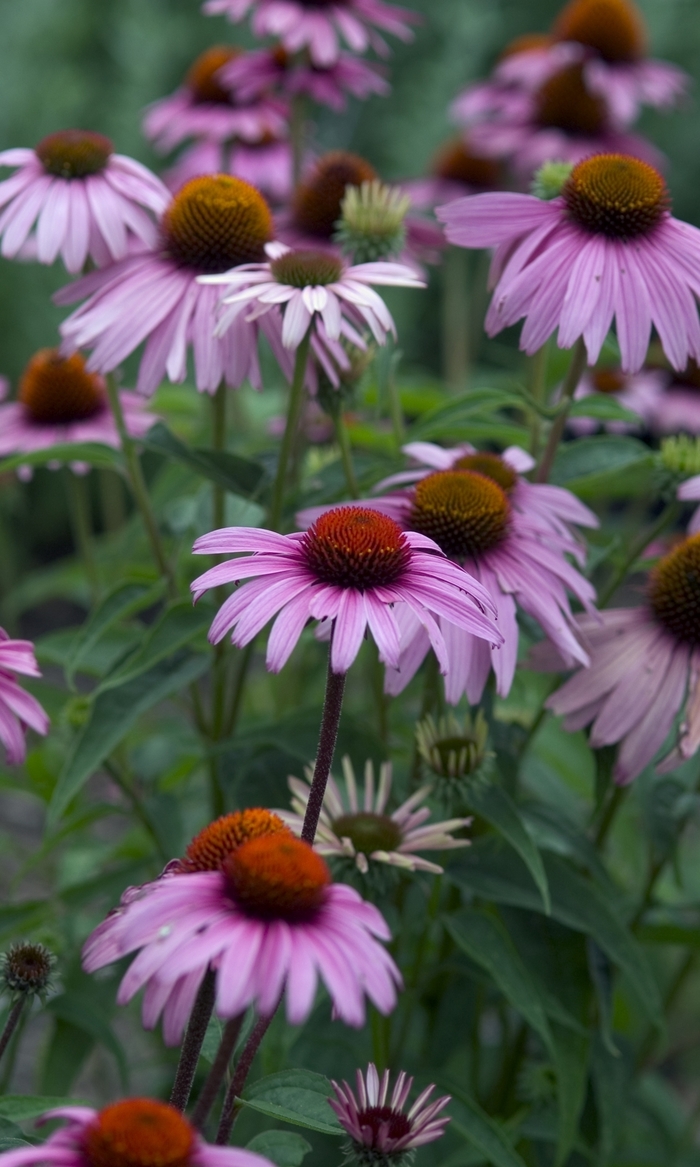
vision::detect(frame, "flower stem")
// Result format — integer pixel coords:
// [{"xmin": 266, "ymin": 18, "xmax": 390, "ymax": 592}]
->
[
  {"xmin": 0, "ymin": 998, "xmax": 25, "ymax": 1066},
  {"xmin": 105, "ymin": 374, "xmax": 176, "ymax": 597},
  {"xmin": 382, "ymin": 341, "xmax": 405, "ymax": 447},
  {"xmin": 99, "ymin": 468, "xmax": 126, "ymax": 532},
  {"xmin": 535, "ymin": 337, "xmax": 587, "ymax": 483},
  {"xmin": 191, "ymin": 1013, "xmax": 244, "ymax": 1130},
  {"xmin": 268, "ymin": 328, "xmax": 312, "ymax": 532},
  {"xmin": 301, "ymin": 638, "xmax": 347, "ymax": 844},
  {"xmin": 442, "ymin": 246, "xmax": 470, "ymax": 391},
  {"xmin": 65, "ymin": 469, "xmax": 99, "ymax": 602},
  {"xmin": 598, "ymin": 500, "xmax": 680, "ymax": 608},
  {"xmin": 216, "ymin": 1010, "xmax": 277, "ymax": 1144},
  {"xmin": 211, "ymin": 382, "xmax": 227, "ymax": 531},
  {"xmin": 594, "ymin": 783, "xmax": 627, "ymax": 849},
  {"xmin": 528, "ymin": 342, "xmax": 549, "ymax": 457},
  {"xmin": 334, "ymin": 411, "xmax": 360, "ymax": 498},
  {"xmin": 170, "ymin": 968, "xmax": 217, "ymax": 1112}
]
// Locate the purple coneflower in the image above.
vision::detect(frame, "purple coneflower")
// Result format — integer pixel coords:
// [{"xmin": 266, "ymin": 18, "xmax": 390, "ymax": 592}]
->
[
  {"xmin": 223, "ymin": 45, "xmax": 389, "ymax": 111},
  {"xmin": 0, "ymin": 1099, "xmax": 274, "ymax": 1167},
  {"xmin": 0, "ymin": 629, "xmax": 49, "ymax": 766},
  {"xmin": 190, "ymin": 506, "xmax": 500, "ymax": 676},
  {"xmin": 203, "ymin": 0, "xmax": 417, "ymax": 67},
  {"xmin": 404, "ymin": 138, "xmax": 502, "ymax": 213},
  {"xmin": 539, "ymin": 533, "xmax": 700, "ymax": 782},
  {"xmin": 57, "ymin": 174, "xmax": 291, "ymax": 396},
  {"xmin": 83, "ymin": 812, "xmax": 401, "ymax": 1039},
  {"xmin": 438, "ymin": 153, "xmax": 700, "ymax": 374},
  {"xmin": 0, "ymin": 349, "xmax": 157, "ymax": 469},
  {"xmin": 564, "ymin": 364, "xmax": 666, "ymax": 434},
  {"xmin": 164, "ymin": 137, "xmax": 293, "ymax": 204},
  {"xmin": 280, "ymin": 755, "xmax": 470, "ymax": 874},
  {"xmin": 0, "ymin": 130, "xmax": 169, "ymax": 273},
  {"xmin": 330, "ymin": 1064, "xmax": 451, "ymax": 1165}
]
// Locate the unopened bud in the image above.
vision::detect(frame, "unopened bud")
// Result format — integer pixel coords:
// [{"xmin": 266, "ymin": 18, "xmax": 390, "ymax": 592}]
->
[{"xmin": 334, "ymin": 181, "xmax": 410, "ymax": 263}]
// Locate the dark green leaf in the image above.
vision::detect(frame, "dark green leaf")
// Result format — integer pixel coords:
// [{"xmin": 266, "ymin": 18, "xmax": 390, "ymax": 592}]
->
[
  {"xmin": 40, "ymin": 1021, "xmax": 94, "ymax": 1096},
  {"xmin": 448, "ymin": 1092, "xmax": 528, "ymax": 1167},
  {"xmin": 464, "ymin": 784, "xmax": 549, "ymax": 913},
  {"xmin": 47, "ymin": 992, "xmax": 127, "ymax": 1086},
  {"xmin": 0, "ymin": 1097, "xmax": 77, "ymax": 1121},
  {"xmin": 0, "ymin": 900, "xmax": 49, "ymax": 944},
  {"xmin": 549, "ymin": 1023, "xmax": 590, "ymax": 1165},
  {"xmin": 550, "ymin": 436, "xmax": 655, "ymax": 499},
  {"xmin": 65, "ymin": 579, "xmax": 165, "ymax": 685},
  {"xmin": 98, "ymin": 602, "xmax": 210, "ymax": 690},
  {"xmin": 0, "ymin": 443, "xmax": 123, "ymax": 475},
  {"xmin": 239, "ymin": 1070, "xmax": 343, "ymax": 1136},
  {"xmin": 246, "ymin": 1132, "xmax": 313, "ymax": 1167},
  {"xmin": 143, "ymin": 423, "xmax": 268, "ymax": 499},
  {"xmin": 569, "ymin": 395, "xmax": 641, "ymax": 422}
]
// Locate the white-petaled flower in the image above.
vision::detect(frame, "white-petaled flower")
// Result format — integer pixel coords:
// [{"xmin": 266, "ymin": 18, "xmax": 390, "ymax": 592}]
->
[
  {"xmin": 279, "ymin": 755, "xmax": 471, "ymax": 874},
  {"xmin": 200, "ymin": 241, "xmax": 424, "ymax": 349}
]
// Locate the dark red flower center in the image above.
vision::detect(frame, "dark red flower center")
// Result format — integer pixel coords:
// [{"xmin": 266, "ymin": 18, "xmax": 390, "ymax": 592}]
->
[
  {"xmin": 563, "ymin": 154, "xmax": 669, "ymax": 239},
  {"xmin": 3, "ymin": 943, "xmax": 53, "ymax": 994},
  {"xmin": 83, "ymin": 1100, "xmax": 194, "ymax": 1167},
  {"xmin": 19, "ymin": 349, "xmax": 104, "ymax": 425},
  {"xmin": 410, "ymin": 471, "xmax": 510, "ymax": 560},
  {"xmin": 649, "ymin": 535, "xmax": 700, "ymax": 645},
  {"xmin": 36, "ymin": 130, "xmax": 112, "ymax": 179},
  {"xmin": 553, "ymin": 0, "xmax": 647, "ymax": 63},
  {"xmin": 433, "ymin": 140, "xmax": 501, "ymax": 189},
  {"xmin": 591, "ymin": 368, "xmax": 627, "ymax": 394},
  {"xmin": 332, "ymin": 812, "xmax": 402, "ymax": 854},
  {"xmin": 671, "ymin": 358, "xmax": 700, "ymax": 392},
  {"xmin": 452, "ymin": 452, "xmax": 517, "ymax": 492},
  {"xmin": 161, "ymin": 174, "xmax": 272, "ymax": 273},
  {"xmin": 271, "ymin": 249, "xmax": 343, "ymax": 288},
  {"xmin": 535, "ymin": 64, "xmax": 608, "ymax": 136},
  {"xmin": 185, "ymin": 45, "xmax": 241, "ymax": 105},
  {"xmin": 293, "ymin": 151, "xmax": 377, "ymax": 239},
  {"xmin": 224, "ymin": 833, "xmax": 330, "ymax": 920},
  {"xmin": 301, "ymin": 507, "xmax": 412, "ymax": 590},
  {"xmin": 357, "ymin": 1106, "xmax": 412, "ymax": 1144},
  {"xmin": 178, "ymin": 809, "xmax": 287, "ymax": 873}
]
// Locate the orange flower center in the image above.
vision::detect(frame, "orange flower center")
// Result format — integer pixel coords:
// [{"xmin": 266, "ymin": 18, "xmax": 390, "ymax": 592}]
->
[
  {"xmin": 36, "ymin": 130, "xmax": 112, "ymax": 179},
  {"xmin": 563, "ymin": 154, "xmax": 668, "ymax": 239},
  {"xmin": 452, "ymin": 451, "xmax": 517, "ymax": 492},
  {"xmin": 293, "ymin": 151, "xmax": 377, "ymax": 239},
  {"xmin": 649, "ymin": 535, "xmax": 700, "ymax": 645},
  {"xmin": 224, "ymin": 833, "xmax": 330, "ymax": 920},
  {"xmin": 433, "ymin": 140, "xmax": 501, "ymax": 189},
  {"xmin": 591, "ymin": 368, "xmax": 627, "ymax": 393},
  {"xmin": 161, "ymin": 175, "xmax": 272, "ymax": 273},
  {"xmin": 498, "ymin": 33, "xmax": 553, "ymax": 60},
  {"xmin": 19, "ymin": 349, "xmax": 104, "ymax": 425},
  {"xmin": 178, "ymin": 809, "xmax": 288, "ymax": 873},
  {"xmin": 535, "ymin": 63, "xmax": 608, "ymax": 136},
  {"xmin": 301, "ymin": 507, "xmax": 412, "ymax": 589},
  {"xmin": 271, "ymin": 249, "xmax": 343, "ymax": 288},
  {"xmin": 185, "ymin": 45, "xmax": 241, "ymax": 105},
  {"xmin": 553, "ymin": 0, "xmax": 647, "ymax": 63},
  {"xmin": 83, "ymin": 1100, "xmax": 194, "ymax": 1167},
  {"xmin": 410, "ymin": 471, "xmax": 510, "ymax": 560}
]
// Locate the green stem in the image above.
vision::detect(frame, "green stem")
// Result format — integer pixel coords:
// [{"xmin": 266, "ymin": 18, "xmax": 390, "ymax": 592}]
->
[
  {"xmin": 98, "ymin": 468, "xmax": 126, "ymax": 532},
  {"xmin": 334, "ymin": 411, "xmax": 360, "ymax": 497},
  {"xmin": 535, "ymin": 337, "xmax": 587, "ymax": 483},
  {"xmin": 441, "ymin": 246, "xmax": 470, "ymax": 391},
  {"xmin": 224, "ymin": 639, "xmax": 256, "ymax": 737},
  {"xmin": 105, "ymin": 759, "xmax": 169, "ymax": 865},
  {"xmin": 65, "ymin": 470, "xmax": 99, "ymax": 602},
  {"xmin": 211, "ymin": 382, "xmax": 227, "ymax": 531},
  {"xmin": 105, "ymin": 374, "xmax": 176, "ymax": 597},
  {"xmin": 385, "ymin": 345, "xmax": 405, "ymax": 447},
  {"xmin": 598, "ymin": 500, "xmax": 680, "ymax": 608},
  {"xmin": 594, "ymin": 783, "xmax": 627, "ymax": 849},
  {"xmin": 268, "ymin": 328, "xmax": 312, "ymax": 532},
  {"xmin": 528, "ymin": 342, "xmax": 549, "ymax": 457}
]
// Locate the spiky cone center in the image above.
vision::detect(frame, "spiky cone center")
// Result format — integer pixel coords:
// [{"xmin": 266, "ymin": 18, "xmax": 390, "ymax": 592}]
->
[
  {"xmin": 83, "ymin": 1100, "xmax": 194, "ymax": 1167},
  {"xmin": 185, "ymin": 45, "xmax": 241, "ymax": 105},
  {"xmin": 293, "ymin": 151, "xmax": 377, "ymax": 239},
  {"xmin": 535, "ymin": 64, "xmax": 608, "ymax": 135},
  {"xmin": 19, "ymin": 349, "xmax": 104, "ymax": 425},
  {"xmin": 178, "ymin": 809, "xmax": 287, "ymax": 873},
  {"xmin": 452, "ymin": 452, "xmax": 516, "ymax": 492},
  {"xmin": 649, "ymin": 535, "xmax": 700, "ymax": 645},
  {"xmin": 433, "ymin": 140, "xmax": 501, "ymax": 189},
  {"xmin": 564, "ymin": 154, "xmax": 669, "ymax": 239},
  {"xmin": 591, "ymin": 368, "xmax": 627, "ymax": 393},
  {"xmin": 498, "ymin": 33, "xmax": 553, "ymax": 60},
  {"xmin": 661, "ymin": 435, "xmax": 700, "ymax": 476},
  {"xmin": 553, "ymin": 0, "xmax": 647, "ymax": 62},
  {"xmin": 224, "ymin": 833, "xmax": 330, "ymax": 920},
  {"xmin": 161, "ymin": 175, "xmax": 272, "ymax": 274},
  {"xmin": 2, "ymin": 942, "xmax": 54, "ymax": 996},
  {"xmin": 301, "ymin": 507, "xmax": 412, "ymax": 590},
  {"xmin": 410, "ymin": 471, "xmax": 510, "ymax": 560},
  {"xmin": 35, "ymin": 130, "xmax": 112, "ymax": 178},
  {"xmin": 271, "ymin": 249, "xmax": 343, "ymax": 288},
  {"xmin": 332, "ymin": 812, "xmax": 403, "ymax": 854}
]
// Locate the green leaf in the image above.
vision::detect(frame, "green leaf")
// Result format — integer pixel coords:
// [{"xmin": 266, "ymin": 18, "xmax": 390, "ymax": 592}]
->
[
  {"xmin": 410, "ymin": 388, "xmax": 526, "ymax": 439},
  {"xmin": 0, "ymin": 900, "xmax": 49, "ymax": 944},
  {"xmin": 448, "ymin": 1092, "xmax": 528, "ymax": 1167},
  {"xmin": 637, "ymin": 923, "xmax": 700, "ymax": 948},
  {"xmin": 48, "ymin": 653, "xmax": 209, "ymax": 825},
  {"xmin": 591, "ymin": 1036, "xmax": 628, "ymax": 1167},
  {"xmin": 0, "ymin": 1096, "xmax": 79, "ymax": 1121},
  {"xmin": 46, "ymin": 993, "xmax": 127, "ymax": 1087},
  {"xmin": 40, "ymin": 1021, "xmax": 94, "ymax": 1096},
  {"xmin": 446, "ymin": 909, "xmax": 552, "ymax": 1044},
  {"xmin": 65, "ymin": 579, "xmax": 166, "ymax": 685},
  {"xmin": 246, "ymin": 1132, "xmax": 313, "ymax": 1167},
  {"xmin": 0, "ymin": 1116, "xmax": 32, "ymax": 1150},
  {"xmin": 98, "ymin": 602, "xmax": 210, "ymax": 690},
  {"xmin": 549, "ymin": 1023, "xmax": 590, "ymax": 1166},
  {"xmin": 464, "ymin": 783, "xmax": 550, "ymax": 913},
  {"xmin": 143, "ymin": 423, "xmax": 268, "ymax": 499},
  {"xmin": 568, "ymin": 394, "xmax": 641, "ymax": 423},
  {"xmin": 550, "ymin": 436, "xmax": 655, "ymax": 499},
  {"xmin": 239, "ymin": 1070, "xmax": 343, "ymax": 1136},
  {"xmin": 0, "ymin": 442, "xmax": 123, "ymax": 475}
]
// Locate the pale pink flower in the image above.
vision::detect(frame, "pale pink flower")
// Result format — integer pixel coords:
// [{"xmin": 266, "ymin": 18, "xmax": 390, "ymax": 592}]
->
[
  {"xmin": 280, "ymin": 755, "xmax": 470, "ymax": 874},
  {"xmin": 203, "ymin": 0, "xmax": 417, "ymax": 67},
  {"xmin": 652, "ymin": 363, "xmax": 700, "ymax": 436},
  {"xmin": 0, "ymin": 1099, "xmax": 275, "ymax": 1167},
  {"xmin": 330, "ymin": 1064, "xmax": 451, "ymax": 1158},
  {"xmin": 0, "ymin": 629, "xmax": 49, "ymax": 766},
  {"xmin": 566, "ymin": 365, "xmax": 667, "ymax": 434},
  {"xmin": 83, "ymin": 829, "xmax": 401, "ymax": 1040},
  {"xmin": 438, "ymin": 153, "xmax": 700, "ymax": 375},
  {"xmin": 223, "ymin": 46, "xmax": 389, "ymax": 111},
  {"xmin": 191, "ymin": 506, "xmax": 500, "ymax": 676},
  {"xmin": 0, "ymin": 131, "xmax": 169, "ymax": 273},
  {"xmin": 57, "ymin": 175, "xmax": 292, "ymax": 396},
  {"xmin": 164, "ymin": 138, "xmax": 293, "ymax": 204}
]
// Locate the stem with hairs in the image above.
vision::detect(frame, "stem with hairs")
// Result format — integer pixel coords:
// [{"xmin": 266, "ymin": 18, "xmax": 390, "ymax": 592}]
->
[
  {"xmin": 268, "ymin": 328, "xmax": 312, "ymax": 532},
  {"xmin": 535, "ymin": 337, "xmax": 587, "ymax": 483},
  {"xmin": 170, "ymin": 969, "xmax": 217, "ymax": 1112},
  {"xmin": 301, "ymin": 634, "xmax": 347, "ymax": 844}
]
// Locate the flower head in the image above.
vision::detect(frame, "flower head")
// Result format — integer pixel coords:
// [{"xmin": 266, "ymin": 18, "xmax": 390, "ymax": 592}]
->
[
  {"xmin": 404, "ymin": 138, "xmax": 502, "ymax": 213},
  {"xmin": 438, "ymin": 153, "xmax": 700, "ymax": 374},
  {"xmin": 163, "ymin": 137, "xmax": 293, "ymax": 205},
  {"xmin": 280, "ymin": 755, "xmax": 470, "ymax": 875},
  {"xmin": 0, "ymin": 629, "xmax": 49, "ymax": 765},
  {"xmin": 1, "ymin": 942, "xmax": 56, "ymax": 1000},
  {"xmin": 565, "ymin": 363, "xmax": 668, "ymax": 434},
  {"xmin": 330, "ymin": 1064, "xmax": 451, "ymax": 1167},
  {"xmin": 83, "ymin": 814, "xmax": 401, "ymax": 1040},
  {"xmin": 57, "ymin": 175, "xmax": 294, "ymax": 396},
  {"xmin": 223, "ymin": 46, "xmax": 389, "ymax": 112},
  {"xmin": 191, "ymin": 505, "xmax": 500, "ymax": 677},
  {"xmin": 416, "ymin": 709, "xmax": 490, "ymax": 805},
  {"xmin": 0, "ymin": 131, "xmax": 169, "ymax": 273},
  {"xmin": 335, "ymin": 181, "xmax": 410, "ymax": 262},
  {"xmin": 0, "ymin": 1099, "xmax": 275, "ymax": 1167}
]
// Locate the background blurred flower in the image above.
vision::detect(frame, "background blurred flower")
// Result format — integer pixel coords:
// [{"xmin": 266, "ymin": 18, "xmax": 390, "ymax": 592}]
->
[{"xmin": 0, "ymin": 629, "xmax": 49, "ymax": 766}]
